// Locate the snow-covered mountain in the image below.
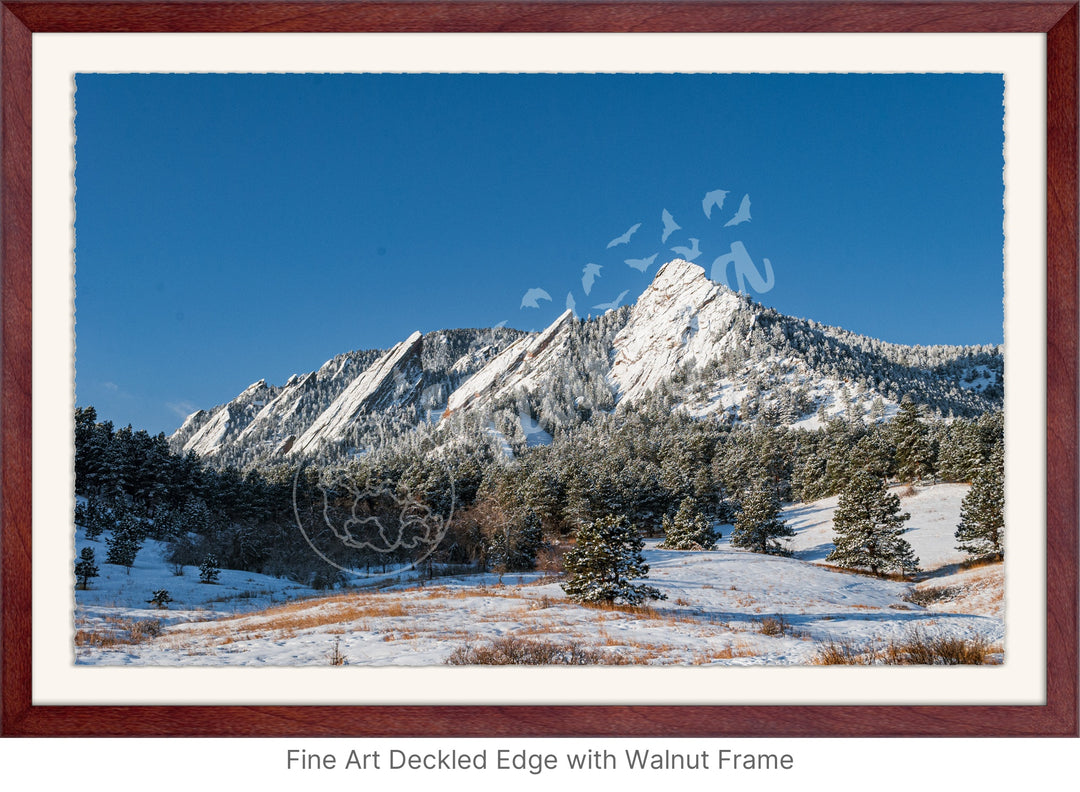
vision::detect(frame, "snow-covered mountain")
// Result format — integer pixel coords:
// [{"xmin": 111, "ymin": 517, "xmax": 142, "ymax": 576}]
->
[
  {"xmin": 289, "ymin": 331, "xmax": 425, "ymax": 457},
  {"xmin": 442, "ymin": 259, "xmax": 1001, "ymax": 431},
  {"xmin": 444, "ymin": 309, "xmax": 577, "ymax": 416},
  {"xmin": 170, "ymin": 259, "xmax": 1002, "ymax": 466},
  {"xmin": 611, "ymin": 258, "xmax": 748, "ymax": 404},
  {"xmin": 169, "ymin": 327, "xmax": 526, "ymax": 467}
]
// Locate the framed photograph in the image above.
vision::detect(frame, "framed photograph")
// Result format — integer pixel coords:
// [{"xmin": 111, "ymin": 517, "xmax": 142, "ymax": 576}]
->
[{"xmin": 2, "ymin": 1, "xmax": 1076, "ymax": 737}]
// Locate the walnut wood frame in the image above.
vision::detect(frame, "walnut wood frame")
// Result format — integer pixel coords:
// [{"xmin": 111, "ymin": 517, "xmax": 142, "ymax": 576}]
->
[{"xmin": 1, "ymin": 1, "xmax": 1076, "ymax": 737}]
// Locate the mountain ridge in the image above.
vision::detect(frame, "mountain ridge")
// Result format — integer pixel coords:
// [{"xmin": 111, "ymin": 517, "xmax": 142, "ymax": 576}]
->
[{"xmin": 170, "ymin": 260, "xmax": 1002, "ymax": 467}]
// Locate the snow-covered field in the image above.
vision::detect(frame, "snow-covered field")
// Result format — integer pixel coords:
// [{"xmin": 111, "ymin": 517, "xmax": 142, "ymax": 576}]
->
[
  {"xmin": 74, "ymin": 483, "xmax": 1003, "ymax": 666},
  {"xmin": 781, "ymin": 482, "xmax": 971, "ymax": 568}
]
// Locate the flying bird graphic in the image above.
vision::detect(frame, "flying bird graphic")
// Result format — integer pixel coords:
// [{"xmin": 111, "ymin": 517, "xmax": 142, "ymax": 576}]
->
[
  {"xmin": 724, "ymin": 194, "xmax": 751, "ymax": 227},
  {"xmin": 520, "ymin": 288, "xmax": 552, "ymax": 309},
  {"xmin": 670, "ymin": 238, "xmax": 702, "ymax": 261},
  {"xmin": 593, "ymin": 290, "xmax": 629, "ymax": 312},
  {"xmin": 702, "ymin": 189, "xmax": 729, "ymax": 219},
  {"xmin": 581, "ymin": 262, "xmax": 603, "ymax": 295},
  {"xmin": 607, "ymin": 223, "xmax": 642, "ymax": 248},
  {"xmin": 493, "ymin": 320, "xmax": 508, "ymax": 329},
  {"xmin": 710, "ymin": 241, "xmax": 775, "ymax": 294},
  {"xmin": 566, "ymin": 292, "xmax": 577, "ymax": 316},
  {"xmin": 661, "ymin": 209, "xmax": 681, "ymax": 243},
  {"xmin": 625, "ymin": 253, "xmax": 658, "ymax": 273}
]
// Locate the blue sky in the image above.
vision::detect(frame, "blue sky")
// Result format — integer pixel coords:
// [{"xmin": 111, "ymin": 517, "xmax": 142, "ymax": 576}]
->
[{"xmin": 74, "ymin": 73, "xmax": 1004, "ymax": 436}]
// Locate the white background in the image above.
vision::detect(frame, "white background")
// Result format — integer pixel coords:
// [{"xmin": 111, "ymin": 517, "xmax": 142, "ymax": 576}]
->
[{"xmin": 5, "ymin": 29, "xmax": 1073, "ymax": 782}]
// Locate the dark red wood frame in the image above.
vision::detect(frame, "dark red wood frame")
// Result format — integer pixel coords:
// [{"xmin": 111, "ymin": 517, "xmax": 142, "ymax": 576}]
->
[{"xmin": 1, "ymin": 1, "xmax": 1075, "ymax": 737}]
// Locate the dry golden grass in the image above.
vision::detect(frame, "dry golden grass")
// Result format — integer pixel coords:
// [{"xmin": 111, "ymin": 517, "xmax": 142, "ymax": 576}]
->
[
  {"xmin": 729, "ymin": 593, "xmax": 759, "ymax": 608},
  {"xmin": 810, "ymin": 639, "xmax": 873, "ymax": 665},
  {"xmin": 811, "ymin": 630, "xmax": 999, "ymax": 665},
  {"xmin": 190, "ymin": 595, "xmax": 436, "ymax": 642},
  {"xmin": 958, "ymin": 556, "xmax": 1004, "ymax": 571},
  {"xmin": 74, "ymin": 616, "xmax": 164, "ymax": 649},
  {"xmin": 74, "ymin": 629, "xmax": 122, "ymax": 649},
  {"xmin": 511, "ymin": 622, "xmax": 567, "ymax": 637},
  {"xmin": 580, "ymin": 600, "xmax": 662, "ymax": 618},
  {"xmin": 690, "ymin": 641, "xmax": 757, "ymax": 663},
  {"xmin": 445, "ymin": 634, "xmax": 633, "ymax": 665}
]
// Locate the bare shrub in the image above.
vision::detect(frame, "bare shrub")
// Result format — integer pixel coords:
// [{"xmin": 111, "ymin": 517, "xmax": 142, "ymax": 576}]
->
[
  {"xmin": 756, "ymin": 615, "xmax": 790, "ymax": 636},
  {"xmin": 814, "ymin": 630, "xmax": 996, "ymax": 666},
  {"xmin": 903, "ymin": 585, "xmax": 960, "ymax": 607},
  {"xmin": 77, "ymin": 617, "xmax": 164, "ymax": 649},
  {"xmin": 536, "ymin": 543, "xmax": 569, "ymax": 575},
  {"xmin": 883, "ymin": 629, "xmax": 994, "ymax": 665},
  {"xmin": 327, "ymin": 636, "xmax": 347, "ymax": 666},
  {"xmin": 959, "ymin": 556, "xmax": 1003, "ymax": 571},
  {"xmin": 530, "ymin": 595, "xmax": 556, "ymax": 610},
  {"xmin": 129, "ymin": 619, "xmax": 164, "ymax": 641},
  {"xmin": 445, "ymin": 635, "xmax": 630, "ymax": 665},
  {"xmin": 812, "ymin": 639, "xmax": 873, "ymax": 665}
]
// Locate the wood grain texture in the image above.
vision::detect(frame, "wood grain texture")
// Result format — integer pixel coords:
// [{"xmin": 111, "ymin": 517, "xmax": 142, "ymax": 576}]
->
[
  {"xmin": 0, "ymin": 1, "xmax": 33, "ymax": 738},
  {"xmin": 3, "ymin": 2, "xmax": 1076, "ymax": 33},
  {"xmin": 1, "ymin": 0, "xmax": 1076, "ymax": 738},
  {"xmin": 1045, "ymin": 1, "xmax": 1079, "ymax": 741}
]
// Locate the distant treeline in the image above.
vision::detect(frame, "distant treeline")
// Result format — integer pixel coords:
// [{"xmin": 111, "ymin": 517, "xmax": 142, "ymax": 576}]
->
[{"xmin": 74, "ymin": 398, "xmax": 1002, "ymax": 587}]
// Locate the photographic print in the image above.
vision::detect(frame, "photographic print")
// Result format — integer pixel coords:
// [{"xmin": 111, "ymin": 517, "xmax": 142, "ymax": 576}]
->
[{"xmin": 72, "ymin": 71, "xmax": 1008, "ymax": 669}]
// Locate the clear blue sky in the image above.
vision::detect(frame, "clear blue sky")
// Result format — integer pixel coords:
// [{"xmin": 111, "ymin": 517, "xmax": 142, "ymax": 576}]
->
[{"xmin": 74, "ymin": 73, "xmax": 1004, "ymax": 436}]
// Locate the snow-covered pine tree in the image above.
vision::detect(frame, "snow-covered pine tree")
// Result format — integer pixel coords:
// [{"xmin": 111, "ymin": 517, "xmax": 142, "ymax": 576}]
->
[
  {"xmin": 826, "ymin": 470, "xmax": 920, "ymax": 577},
  {"xmin": 850, "ymin": 432, "xmax": 895, "ymax": 480},
  {"xmin": 891, "ymin": 394, "xmax": 934, "ymax": 483},
  {"xmin": 199, "ymin": 554, "xmax": 221, "ymax": 584},
  {"xmin": 730, "ymin": 483, "xmax": 794, "ymax": 555},
  {"xmin": 104, "ymin": 512, "xmax": 143, "ymax": 573},
  {"xmin": 80, "ymin": 497, "xmax": 109, "ymax": 541},
  {"xmin": 658, "ymin": 496, "xmax": 717, "ymax": 550},
  {"xmin": 74, "ymin": 547, "xmax": 98, "ymax": 590},
  {"xmin": 147, "ymin": 589, "xmax": 173, "ymax": 609},
  {"xmin": 486, "ymin": 510, "xmax": 544, "ymax": 573},
  {"xmin": 792, "ymin": 452, "xmax": 828, "ymax": 502},
  {"xmin": 954, "ymin": 447, "xmax": 1004, "ymax": 560},
  {"xmin": 562, "ymin": 514, "xmax": 665, "ymax": 605}
]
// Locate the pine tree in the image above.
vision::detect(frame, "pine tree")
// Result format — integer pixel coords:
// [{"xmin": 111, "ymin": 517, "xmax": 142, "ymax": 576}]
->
[
  {"xmin": 74, "ymin": 547, "xmax": 98, "ymax": 590},
  {"xmin": 892, "ymin": 394, "xmax": 934, "ymax": 483},
  {"xmin": 147, "ymin": 589, "xmax": 173, "ymax": 609},
  {"xmin": 826, "ymin": 470, "xmax": 920, "ymax": 576},
  {"xmin": 77, "ymin": 497, "xmax": 109, "ymax": 541},
  {"xmin": 199, "ymin": 554, "xmax": 221, "ymax": 584},
  {"xmin": 486, "ymin": 511, "xmax": 544, "ymax": 573},
  {"xmin": 562, "ymin": 514, "xmax": 665, "ymax": 605},
  {"xmin": 658, "ymin": 496, "xmax": 717, "ymax": 550},
  {"xmin": 104, "ymin": 513, "xmax": 143, "ymax": 574},
  {"xmin": 730, "ymin": 483, "xmax": 794, "ymax": 555},
  {"xmin": 955, "ymin": 448, "xmax": 1004, "ymax": 560}
]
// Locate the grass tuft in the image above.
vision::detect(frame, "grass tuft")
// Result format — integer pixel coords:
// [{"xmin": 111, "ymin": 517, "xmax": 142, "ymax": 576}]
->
[{"xmin": 445, "ymin": 634, "xmax": 632, "ymax": 665}]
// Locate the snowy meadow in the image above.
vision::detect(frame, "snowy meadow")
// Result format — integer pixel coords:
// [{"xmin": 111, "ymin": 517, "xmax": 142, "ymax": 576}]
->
[{"xmin": 74, "ymin": 482, "xmax": 1003, "ymax": 667}]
